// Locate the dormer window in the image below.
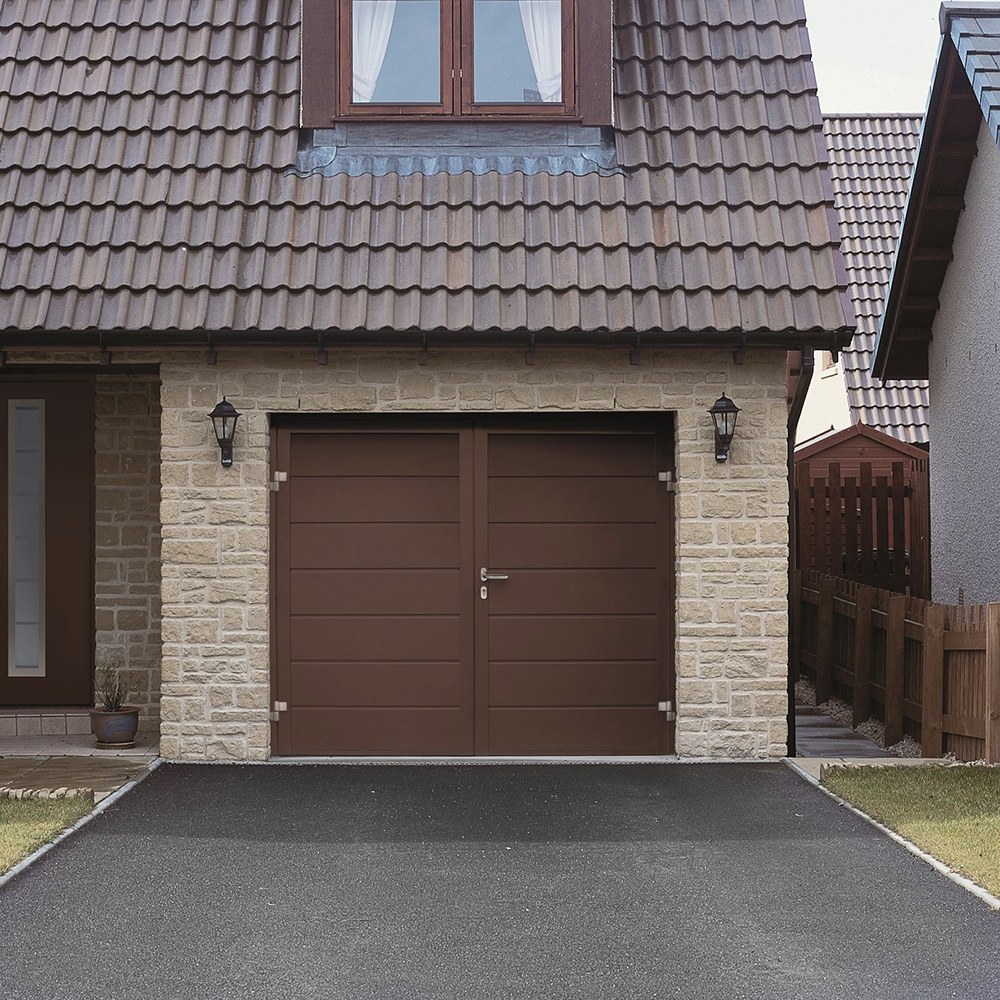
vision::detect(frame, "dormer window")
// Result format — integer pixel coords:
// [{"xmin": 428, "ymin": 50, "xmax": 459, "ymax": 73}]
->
[
  {"xmin": 342, "ymin": 0, "xmax": 573, "ymax": 114},
  {"xmin": 302, "ymin": 0, "xmax": 612, "ymax": 125}
]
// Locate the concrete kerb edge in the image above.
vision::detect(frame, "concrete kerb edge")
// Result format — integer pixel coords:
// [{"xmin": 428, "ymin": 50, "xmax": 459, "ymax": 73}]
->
[
  {"xmin": 0, "ymin": 758, "xmax": 164, "ymax": 892},
  {"xmin": 783, "ymin": 757, "xmax": 1000, "ymax": 912}
]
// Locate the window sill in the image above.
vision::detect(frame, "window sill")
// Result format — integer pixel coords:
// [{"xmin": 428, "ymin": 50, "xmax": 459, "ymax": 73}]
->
[{"xmin": 333, "ymin": 112, "xmax": 583, "ymax": 123}]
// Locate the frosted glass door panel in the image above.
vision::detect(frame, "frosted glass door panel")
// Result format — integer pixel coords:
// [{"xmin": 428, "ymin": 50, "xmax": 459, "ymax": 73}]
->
[{"xmin": 8, "ymin": 401, "xmax": 44, "ymax": 677}]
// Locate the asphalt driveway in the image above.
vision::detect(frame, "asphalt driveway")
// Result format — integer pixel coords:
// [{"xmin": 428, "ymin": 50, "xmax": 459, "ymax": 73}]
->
[{"xmin": 0, "ymin": 763, "xmax": 997, "ymax": 999}]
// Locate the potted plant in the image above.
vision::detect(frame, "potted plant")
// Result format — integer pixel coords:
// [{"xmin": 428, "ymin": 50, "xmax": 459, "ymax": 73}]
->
[{"xmin": 90, "ymin": 659, "xmax": 140, "ymax": 748}]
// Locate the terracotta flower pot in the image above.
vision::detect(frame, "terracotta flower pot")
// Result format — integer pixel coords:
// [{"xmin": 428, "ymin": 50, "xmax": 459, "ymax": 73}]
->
[{"xmin": 90, "ymin": 709, "xmax": 139, "ymax": 749}]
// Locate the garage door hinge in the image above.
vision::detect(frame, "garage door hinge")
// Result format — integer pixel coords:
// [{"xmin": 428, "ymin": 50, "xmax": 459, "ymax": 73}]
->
[
  {"xmin": 269, "ymin": 471, "xmax": 288, "ymax": 492},
  {"xmin": 270, "ymin": 700, "xmax": 288, "ymax": 722},
  {"xmin": 657, "ymin": 472, "xmax": 677, "ymax": 492},
  {"xmin": 658, "ymin": 701, "xmax": 677, "ymax": 721}
]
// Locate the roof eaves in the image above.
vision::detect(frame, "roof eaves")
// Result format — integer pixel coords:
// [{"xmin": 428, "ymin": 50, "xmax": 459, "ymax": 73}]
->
[
  {"xmin": 871, "ymin": 30, "xmax": 953, "ymax": 379},
  {"xmin": 875, "ymin": 3, "xmax": 1000, "ymax": 378}
]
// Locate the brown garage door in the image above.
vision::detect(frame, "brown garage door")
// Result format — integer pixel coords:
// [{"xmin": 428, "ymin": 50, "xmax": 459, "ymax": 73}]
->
[{"xmin": 273, "ymin": 418, "xmax": 673, "ymax": 756}]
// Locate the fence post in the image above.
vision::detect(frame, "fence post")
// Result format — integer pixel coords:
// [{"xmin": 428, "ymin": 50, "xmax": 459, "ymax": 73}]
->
[
  {"xmin": 921, "ymin": 604, "xmax": 946, "ymax": 757},
  {"xmin": 987, "ymin": 603, "xmax": 1000, "ymax": 765},
  {"xmin": 909, "ymin": 458, "xmax": 931, "ymax": 599},
  {"xmin": 853, "ymin": 584, "xmax": 874, "ymax": 727},
  {"xmin": 884, "ymin": 594, "xmax": 906, "ymax": 748},
  {"xmin": 830, "ymin": 463, "xmax": 843, "ymax": 577},
  {"xmin": 816, "ymin": 577, "xmax": 835, "ymax": 705},
  {"xmin": 795, "ymin": 463, "xmax": 812, "ymax": 572}
]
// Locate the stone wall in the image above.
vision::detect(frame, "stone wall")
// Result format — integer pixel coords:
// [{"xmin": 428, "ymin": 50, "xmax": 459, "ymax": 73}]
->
[
  {"xmin": 94, "ymin": 375, "xmax": 162, "ymax": 730},
  {"xmin": 157, "ymin": 348, "xmax": 791, "ymax": 761}
]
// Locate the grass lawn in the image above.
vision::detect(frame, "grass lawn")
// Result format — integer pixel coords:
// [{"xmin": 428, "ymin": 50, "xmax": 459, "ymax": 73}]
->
[
  {"xmin": 0, "ymin": 797, "xmax": 92, "ymax": 874},
  {"xmin": 823, "ymin": 766, "xmax": 1000, "ymax": 897}
]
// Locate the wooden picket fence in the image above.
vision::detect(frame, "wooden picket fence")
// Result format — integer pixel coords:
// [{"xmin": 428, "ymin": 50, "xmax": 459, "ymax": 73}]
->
[
  {"xmin": 795, "ymin": 458, "xmax": 931, "ymax": 598},
  {"xmin": 793, "ymin": 570, "xmax": 1000, "ymax": 762}
]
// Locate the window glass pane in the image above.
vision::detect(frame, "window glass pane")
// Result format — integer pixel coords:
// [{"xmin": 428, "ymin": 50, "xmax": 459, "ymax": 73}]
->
[
  {"xmin": 353, "ymin": 0, "xmax": 441, "ymax": 104},
  {"xmin": 474, "ymin": 0, "xmax": 561, "ymax": 103},
  {"xmin": 9, "ymin": 402, "xmax": 44, "ymax": 677}
]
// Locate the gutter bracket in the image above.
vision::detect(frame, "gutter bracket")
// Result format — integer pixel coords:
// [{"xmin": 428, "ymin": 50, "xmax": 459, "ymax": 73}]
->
[
  {"xmin": 206, "ymin": 334, "xmax": 217, "ymax": 365},
  {"xmin": 526, "ymin": 334, "xmax": 536, "ymax": 366},
  {"xmin": 629, "ymin": 335, "xmax": 641, "ymax": 366},
  {"xmin": 733, "ymin": 333, "xmax": 747, "ymax": 365},
  {"xmin": 418, "ymin": 335, "xmax": 429, "ymax": 367},
  {"xmin": 317, "ymin": 332, "xmax": 328, "ymax": 366}
]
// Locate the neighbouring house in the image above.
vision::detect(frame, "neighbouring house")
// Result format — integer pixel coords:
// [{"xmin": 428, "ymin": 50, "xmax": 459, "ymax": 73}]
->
[
  {"xmin": 795, "ymin": 115, "xmax": 930, "ymax": 447},
  {"xmin": 875, "ymin": 2, "xmax": 1000, "ymax": 605},
  {"xmin": 0, "ymin": 0, "xmax": 854, "ymax": 760}
]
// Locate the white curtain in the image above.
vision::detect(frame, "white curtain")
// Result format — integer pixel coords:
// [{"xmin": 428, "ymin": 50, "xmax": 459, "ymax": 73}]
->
[
  {"xmin": 518, "ymin": 0, "xmax": 561, "ymax": 102},
  {"xmin": 353, "ymin": 0, "xmax": 397, "ymax": 103}
]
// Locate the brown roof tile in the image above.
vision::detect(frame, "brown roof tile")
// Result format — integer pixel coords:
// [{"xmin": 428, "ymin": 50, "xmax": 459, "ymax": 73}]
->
[
  {"xmin": 0, "ymin": 0, "xmax": 852, "ymax": 335},
  {"xmin": 823, "ymin": 115, "xmax": 928, "ymax": 444}
]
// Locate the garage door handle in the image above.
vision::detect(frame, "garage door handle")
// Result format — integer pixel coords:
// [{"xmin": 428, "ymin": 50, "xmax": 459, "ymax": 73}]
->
[{"xmin": 480, "ymin": 567, "xmax": 509, "ymax": 582}]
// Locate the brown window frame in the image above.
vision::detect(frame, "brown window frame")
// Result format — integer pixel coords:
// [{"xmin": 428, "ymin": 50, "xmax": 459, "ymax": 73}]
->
[
  {"xmin": 334, "ymin": 0, "xmax": 578, "ymax": 120},
  {"xmin": 301, "ymin": 0, "xmax": 612, "ymax": 128}
]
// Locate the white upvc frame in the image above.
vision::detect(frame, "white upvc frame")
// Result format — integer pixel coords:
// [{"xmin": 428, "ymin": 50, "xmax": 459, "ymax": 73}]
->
[{"xmin": 8, "ymin": 400, "xmax": 45, "ymax": 678}]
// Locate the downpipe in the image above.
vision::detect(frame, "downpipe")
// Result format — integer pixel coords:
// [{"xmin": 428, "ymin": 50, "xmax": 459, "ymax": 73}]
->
[{"xmin": 785, "ymin": 348, "xmax": 815, "ymax": 757}]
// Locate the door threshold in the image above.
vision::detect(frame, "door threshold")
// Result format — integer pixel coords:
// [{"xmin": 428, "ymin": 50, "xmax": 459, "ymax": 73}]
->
[{"xmin": 265, "ymin": 755, "xmax": 681, "ymax": 765}]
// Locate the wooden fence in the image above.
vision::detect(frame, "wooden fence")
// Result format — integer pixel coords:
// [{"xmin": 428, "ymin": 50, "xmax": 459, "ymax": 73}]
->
[
  {"xmin": 795, "ymin": 458, "xmax": 930, "ymax": 598},
  {"xmin": 793, "ymin": 570, "xmax": 1000, "ymax": 763}
]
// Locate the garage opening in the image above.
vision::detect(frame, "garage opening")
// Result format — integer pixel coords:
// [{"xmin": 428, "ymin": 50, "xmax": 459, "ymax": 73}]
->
[{"xmin": 271, "ymin": 416, "xmax": 675, "ymax": 755}]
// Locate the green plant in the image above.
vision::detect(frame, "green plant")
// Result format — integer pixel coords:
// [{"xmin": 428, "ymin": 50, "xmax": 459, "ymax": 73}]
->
[{"xmin": 94, "ymin": 658, "xmax": 138, "ymax": 712}]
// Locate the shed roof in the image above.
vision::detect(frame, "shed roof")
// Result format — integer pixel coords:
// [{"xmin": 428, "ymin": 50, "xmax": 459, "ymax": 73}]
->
[
  {"xmin": 0, "ymin": 0, "xmax": 854, "ymax": 345},
  {"xmin": 874, "ymin": 2, "xmax": 1000, "ymax": 379},
  {"xmin": 794, "ymin": 420, "xmax": 928, "ymax": 463},
  {"xmin": 823, "ymin": 115, "xmax": 929, "ymax": 444}
]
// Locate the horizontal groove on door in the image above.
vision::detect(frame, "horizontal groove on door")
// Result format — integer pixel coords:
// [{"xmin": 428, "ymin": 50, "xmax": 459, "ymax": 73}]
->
[
  {"xmin": 290, "ymin": 431, "xmax": 460, "ymax": 477},
  {"xmin": 291, "ymin": 662, "xmax": 462, "ymax": 707},
  {"xmin": 488, "ymin": 477, "xmax": 655, "ymax": 523},
  {"xmin": 488, "ymin": 661, "xmax": 658, "ymax": 706},
  {"xmin": 487, "ymin": 433, "xmax": 655, "ymax": 477},
  {"xmin": 487, "ymin": 708, "xmax": 660, "ymax": 755},
  {"xmin": 290, "ymin": 569, "xmax": 461, "ymax": 615},
  {"xmin": 489, "ymin": 616, "xmax": 658, "ymax": 661},
  {"xmin": 486, "ymin": 569, "xmax": 657, "ymax": 615},
  {"xmin": 289, "ymin": 708, "xmax": 467, "ymax": 755},
  {"xmin": 290, "ymin": 523, "xmax": 460, "ymax": 569},
  {"xmin": 291, "ymin": 477, "xmax": 460, "ymax": 523},
  {"xmin": 291, "ymin": 617, "xmax": 461, "ymax": 661},
  {"xmin": 487, "ymin": 523, "xmax": 657, "ymax": 568}
]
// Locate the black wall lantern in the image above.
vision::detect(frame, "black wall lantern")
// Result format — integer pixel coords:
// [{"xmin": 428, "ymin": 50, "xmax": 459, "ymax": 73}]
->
[
  {"xmin": 209, "ymin": 397, "xmax": 240, "ymax": 467},
  {"xmin": 708, "ymin": 393, "xmax": 740, "ymax": 463}
]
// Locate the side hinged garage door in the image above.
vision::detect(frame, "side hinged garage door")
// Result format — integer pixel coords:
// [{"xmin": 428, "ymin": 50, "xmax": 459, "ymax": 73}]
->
[{"xmin": 273, "ymin": 417, "xmax": 674, "ymax": 756}]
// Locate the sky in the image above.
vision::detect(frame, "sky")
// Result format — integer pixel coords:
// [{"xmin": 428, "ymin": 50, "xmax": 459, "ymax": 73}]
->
[{"xmin": 804, "ymin": 0, "xmax": 945, "ymax": 112}]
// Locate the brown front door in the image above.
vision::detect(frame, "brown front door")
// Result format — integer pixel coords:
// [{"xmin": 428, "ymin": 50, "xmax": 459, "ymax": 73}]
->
[
  {"xmin": 273, "ymin": 417, "xmax": 674, "ymax": 756},
  {"xmin": 0, "ymin": 381, "xmax": 94, "ymax": 706}
]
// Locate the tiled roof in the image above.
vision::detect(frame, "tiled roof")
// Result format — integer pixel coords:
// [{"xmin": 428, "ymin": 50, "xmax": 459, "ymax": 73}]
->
[
  {"xmin": 823, "ymin": 115, "xmax": 929, "ymax": 445},
  {"xmin": 949, "ymin": 7, "xmax": 1000, "ymax": 147},
  {"xmin": 0, "ymin": 0, "xmax": 853, "ymax": 337}
]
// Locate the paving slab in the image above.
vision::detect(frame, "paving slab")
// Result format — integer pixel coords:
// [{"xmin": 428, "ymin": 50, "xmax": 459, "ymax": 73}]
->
[
  {"xmin": 0, "ymin": 757, "xmax": 150, "ymax": 803},
  {"xmin": 795, "ymin": 708, "xmax": 893, "ymax": 758},
  {"xmin": 0, "ymin": 731, "xmax": 159, "ymax": 757},
  {"xmin": 1, "ymin": 763, "xmax": 999, "ymax": 1000}
]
